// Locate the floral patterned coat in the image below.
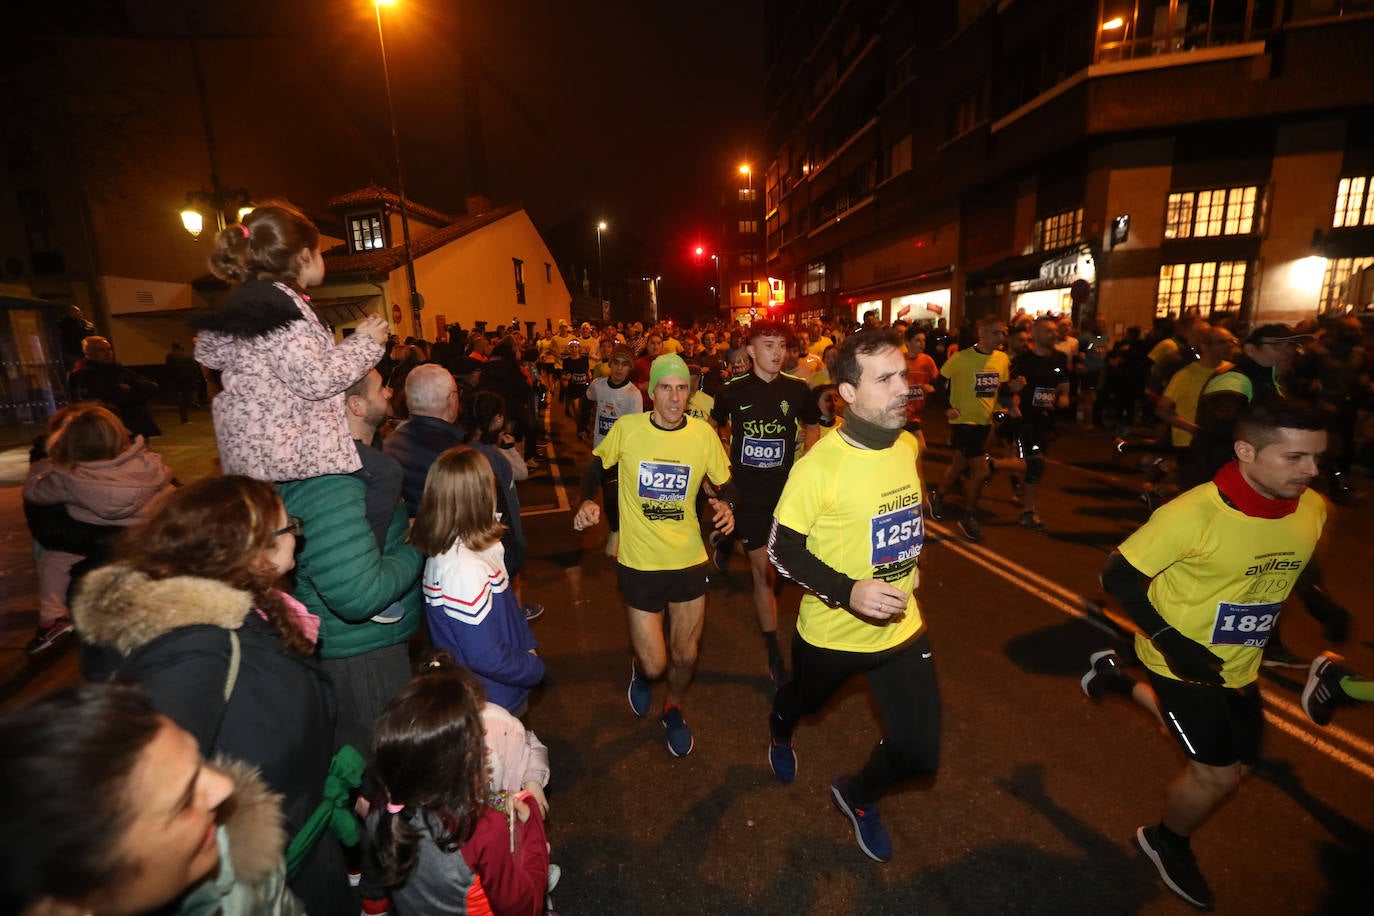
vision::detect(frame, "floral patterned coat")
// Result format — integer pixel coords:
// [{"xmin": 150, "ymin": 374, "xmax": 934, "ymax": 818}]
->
[{"xmin": 195, "ymin": 280, "xmax": 384, "ymax": 482}]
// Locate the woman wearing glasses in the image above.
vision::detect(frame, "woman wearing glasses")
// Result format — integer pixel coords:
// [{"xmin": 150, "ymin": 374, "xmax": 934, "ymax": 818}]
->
[{"xmin": 71, "ymin": 476, "xmax": 354, "ymax": 914}]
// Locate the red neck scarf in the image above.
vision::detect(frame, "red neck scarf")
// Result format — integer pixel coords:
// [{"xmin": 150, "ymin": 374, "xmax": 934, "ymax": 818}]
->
[{"xmin": 1213, "ymin": 459, "xmax": 1299, "ymax": 519}]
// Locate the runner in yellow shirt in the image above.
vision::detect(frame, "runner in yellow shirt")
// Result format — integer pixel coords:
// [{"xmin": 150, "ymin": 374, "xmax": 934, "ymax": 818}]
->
[
  {"xmin": 573, "ymin": 354, "xmax": 735, "ymax": 758},
  {"xmin": 767, "ymin": 329, "xmax": 939, "ymax": 864},
  {"xmin": 1080, "ymin": 398, "xmax": 1334, "ymax": 910}
]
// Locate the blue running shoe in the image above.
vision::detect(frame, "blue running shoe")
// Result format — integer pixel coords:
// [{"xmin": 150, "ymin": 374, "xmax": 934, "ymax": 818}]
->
[
  {"xmin": 768, "ymin": 739, "xmax": 796, "ymax": 784},
  {"xmin": 661, "ymin": 706, "xmax": 694, "ymax": 757},
  {"xmin": 830, "ymin": 778, "xmax": 892, "ymax": 862},
  {"xmin": 627, "ymin": 662, "xmax": 652, "ymax": 717}
]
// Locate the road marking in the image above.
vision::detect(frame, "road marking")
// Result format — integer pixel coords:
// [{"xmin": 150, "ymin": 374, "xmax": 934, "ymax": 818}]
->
[
  {"xmin": 522, "ymin": 408, "xmax": 572, "ymax": 517},
  {"xmin": 927, "ymin": 518, "xmax": 1374, "ymax": 780}
]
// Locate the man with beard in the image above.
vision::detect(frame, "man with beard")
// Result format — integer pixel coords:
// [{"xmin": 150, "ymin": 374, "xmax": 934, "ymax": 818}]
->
[{"xmin": 765, "ymin": 329, "xmax": 939, "ymax": 864}]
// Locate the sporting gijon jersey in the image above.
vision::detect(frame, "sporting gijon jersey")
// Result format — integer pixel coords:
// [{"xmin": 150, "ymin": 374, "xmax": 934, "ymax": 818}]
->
[
  {"xmin": 710, "ymin": 371, "xmax": 820, "ymax": 482},
  {"xmin": 586, "ymin": 376, "xmax": 643, "ymax": 446},
  {"xmin": 774, "ymin": 430, "xmax": 925, "ymax": 652},
  {"xmin": 941, "ymin": 347, "xmax": 1010, "ymax": 425},
  {"xmin": 593, "ymin": 413, "xmax": 731, "ymax": 571},
  {"xmin": 1120, "ymin": 484, "xmax": 1326, "ymax": 688}
]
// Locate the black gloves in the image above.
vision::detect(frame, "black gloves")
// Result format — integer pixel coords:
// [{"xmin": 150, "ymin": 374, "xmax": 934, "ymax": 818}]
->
[{"xmin": 1152, "ymin": 627, "xmax": 1225, "ymax": 686}]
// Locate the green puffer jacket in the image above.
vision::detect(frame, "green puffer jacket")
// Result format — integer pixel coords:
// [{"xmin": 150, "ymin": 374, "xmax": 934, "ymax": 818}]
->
[{"xmin": 279, "ymin": 474, "xmax": 423, "ymax": 660}]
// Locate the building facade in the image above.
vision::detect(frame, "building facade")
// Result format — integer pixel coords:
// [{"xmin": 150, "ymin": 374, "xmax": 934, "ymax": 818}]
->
[{"xmin": 762, "ymin": 0, "xmax": 1374, "ymax": 334}]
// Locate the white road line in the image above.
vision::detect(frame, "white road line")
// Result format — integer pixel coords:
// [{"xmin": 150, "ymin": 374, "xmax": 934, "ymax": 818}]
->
[
  {"xmin": 522, "ymin": 408, "xmax": 572, "ymax": 517},
  {"xmin": 928, "ymin": 519, "xmax": 1374, "ymax": 778}
]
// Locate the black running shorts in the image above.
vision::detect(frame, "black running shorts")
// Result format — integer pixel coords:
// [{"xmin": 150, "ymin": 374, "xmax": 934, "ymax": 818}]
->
[
  {"xmin": 951, "ymin": 423, "xmax": 992, "ymax": 457},
  {"xmin": 733, "ymin": 482, "xmax": 786, "ymax": 551},
  {"xmin": 617, "ymin": 563, "xmax": 709, "ymax": 613},
  {"xmin": 1147, "ymin": 671, "xmax": 1262, "ymax": 767}
]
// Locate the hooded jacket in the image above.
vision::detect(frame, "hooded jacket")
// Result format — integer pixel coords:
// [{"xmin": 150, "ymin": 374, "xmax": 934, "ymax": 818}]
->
[
  {"xmin": 72, "ymin": 566, "xmax": 355, "ymax": 914},
  {"xmin": 175, "ymin": 757, "xmax": 304, "ymax": 915},
  {"xmin": 193, "ymin": 280, "xmax": 384, "ymax": 482},
  {"xmin": 23, "ymin": 437, "xmax": 174, "ymax": 525}
]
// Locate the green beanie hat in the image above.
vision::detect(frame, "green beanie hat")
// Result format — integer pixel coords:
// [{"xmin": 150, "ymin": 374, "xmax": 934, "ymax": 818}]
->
[{"xmin": 648, "ymin": 353, "xmax": 691, "ymax": 394}]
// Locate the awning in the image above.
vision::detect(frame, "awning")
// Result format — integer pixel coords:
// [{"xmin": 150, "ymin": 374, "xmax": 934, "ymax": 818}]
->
[
  {"xmin": 839, "ymin": 266, "xmax": 954, "ymax": 298},
  {"xmin": 966, "ymin": 245, "xmax": 1081, "ymax": 287},
  {"xmin": 311, "ymin": 295, "xmax": 380, "ymax": 329}
]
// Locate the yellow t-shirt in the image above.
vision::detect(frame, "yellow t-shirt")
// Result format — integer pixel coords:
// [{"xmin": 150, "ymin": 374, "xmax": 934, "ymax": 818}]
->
[
  {"xmin": 1162, "ymin": 360, "xmax": 1231, "ymax": 447},
  {"xmin": 685, "ymin": 390, "xmax": 714, "ymax": 423},
  {"xmin": 1120, "ymin": 484, "xmax": 1327, "ymax": 688},
  {"xmin": 593, "ymin": 413, "xmax": 730, "ymax": 571},
  {"xmin": 940, "ymin": 347, "xmax": 1010, "ymax": 425},
  {"xmin": 660, "ymin": 337, "xmax": 683, "ymax": 355},
  {"xmin": 774, "ymin": 430, "xmax": 925, "ymax": 652},
  {"xmin": 808, "ymin": 336, "xmax": 834, "ymax": 357}
]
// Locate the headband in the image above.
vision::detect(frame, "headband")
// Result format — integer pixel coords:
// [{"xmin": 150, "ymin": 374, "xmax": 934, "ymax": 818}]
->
[
  {"xmin": 237, "ymin": 224, "xmax": 250, "ymax": 239},
  {"xmin": 385, "ymin": 802, "xmax": 405, "ymax": 814}
]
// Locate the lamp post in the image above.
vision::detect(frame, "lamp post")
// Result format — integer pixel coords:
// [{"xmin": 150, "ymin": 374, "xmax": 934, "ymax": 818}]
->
[
  {"xmin": 710, "ymin": 254, "xmax": 720, "ymax": 310},
  {"xmin": 740, "ymin": 164, "xmax": 756, "ymax": 314},
  {"xmin": 374, "ymin": 0, "xmax": 423, "ymax": 337},
  {"xmin": 180, "ymin": 177, "xmax": 250, "ymax": 240},
  {"xmin": 596, "ymin": 220, "xmax": 608, "ymax": 304}
]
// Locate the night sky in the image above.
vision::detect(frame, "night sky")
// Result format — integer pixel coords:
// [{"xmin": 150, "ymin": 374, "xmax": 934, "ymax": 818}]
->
[{"xmin": 22, "ymin": 0, "xmax": 766, "ymax": 307}]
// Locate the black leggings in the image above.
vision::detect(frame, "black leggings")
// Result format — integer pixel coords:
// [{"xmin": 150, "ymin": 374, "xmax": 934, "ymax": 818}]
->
[
  {"xmin": 771, "ymin": 631, "xmax": 941, "ymax": 806},
  {"xmin": 602, "ymin": 466, "xmax": 621, "ymax": 532}
]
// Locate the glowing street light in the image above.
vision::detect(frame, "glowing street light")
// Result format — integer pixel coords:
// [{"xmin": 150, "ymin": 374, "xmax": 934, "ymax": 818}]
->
[
  {"xmin": 596, "ymin": 221, "xmax": 608, "ymax": 304},
  {"xmin": 374, "ymin": 0, "xmax": 423, "ymax": 336},
  {"xmin": 1102, "ymin": 16, "xmax": 1125, "ymax": 30},
  {"xmin": 739, "ymin": 163, "xmax": 756, "ymax": 313}
]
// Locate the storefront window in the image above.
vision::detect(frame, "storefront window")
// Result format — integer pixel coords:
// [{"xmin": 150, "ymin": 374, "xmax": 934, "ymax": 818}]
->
[{"xmin": 1156, "ymin": 260, "xmax": 1248, "ymax": 318}]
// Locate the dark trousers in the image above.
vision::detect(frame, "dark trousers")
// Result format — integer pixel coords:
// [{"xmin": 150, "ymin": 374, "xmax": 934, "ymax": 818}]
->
[{"xmin": 771, "ymin": 631, "xmax": 941, "ymax": 806}]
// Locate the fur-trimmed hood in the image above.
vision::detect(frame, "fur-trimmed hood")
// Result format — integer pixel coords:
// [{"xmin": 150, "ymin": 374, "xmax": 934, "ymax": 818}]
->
[
  {"xmin": 191, "ymin": 280, "xmax": 306, "ymax": 346},
  {"xmin": 71, "ymin": 565, "xmax": 254, "ymax": 654},
  {"xmin": 214, "ymin": 756, "xmax": 288, "ymax": 886}
]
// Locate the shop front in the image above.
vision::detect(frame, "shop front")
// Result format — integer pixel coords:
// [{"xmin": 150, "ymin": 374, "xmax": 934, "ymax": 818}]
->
[{"xmin": 1009, "ymin": 248, "xmax": 1095, "ymax": 321}]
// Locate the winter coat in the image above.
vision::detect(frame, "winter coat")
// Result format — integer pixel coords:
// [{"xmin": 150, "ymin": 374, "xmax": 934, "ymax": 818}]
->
[
  {"xmin": 193, "ymin": 280, "xmax": 384, "ymax": 482},
  {"xmin": 71, "ymin": 566, "xmax": 354, "ymax": 914},
  {"xmin": 278, "ymin": 473, "xmax": 424, "ymax": 660},
  {"xmin": 23, "ymin": 437, "xmax": 174, "ymax": 525},
  {"xmin": 423, "ymin": 541, "xmax": 543, "ymax": 713},
  {"xmin": 175, "ymin": 757, "xmax": 304, "ymax": 915}
]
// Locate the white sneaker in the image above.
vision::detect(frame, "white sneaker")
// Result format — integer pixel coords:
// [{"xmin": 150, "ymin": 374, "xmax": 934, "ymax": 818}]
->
[{"xmin": 604, "ymin": 532, "xmax": 619, "ymax": 557}]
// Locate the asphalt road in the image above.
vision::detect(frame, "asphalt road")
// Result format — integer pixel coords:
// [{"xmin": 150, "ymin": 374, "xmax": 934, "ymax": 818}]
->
[
  {"xmin": 2, "ymin": 405, "xmax": 1370, "ymax": 914},
  {"xmin": 515, "ymin": 408, "xmax": 1374, "ymax": 916}
]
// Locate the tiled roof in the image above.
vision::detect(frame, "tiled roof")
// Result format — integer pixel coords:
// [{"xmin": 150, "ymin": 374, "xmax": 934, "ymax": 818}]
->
[
  {"xmin": 327, "ymin": 184, "xmax": 456, "ymax": 226},
  {"xmin": 322, "ymin": 204, "xmax": 523, "ymax": 274}
]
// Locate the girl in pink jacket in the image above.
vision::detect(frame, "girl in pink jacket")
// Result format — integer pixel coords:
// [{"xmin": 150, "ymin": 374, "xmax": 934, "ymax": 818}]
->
[
  {"xmin": 24, "ymin": 404, "xmax": 175, "ymax": 645},
  {"xmin": 192, "ymin": 201, "xmax": 389, "ymax": 482}
]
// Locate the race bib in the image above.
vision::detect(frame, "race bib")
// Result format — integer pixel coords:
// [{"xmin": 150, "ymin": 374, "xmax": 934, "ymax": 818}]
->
[
  {"xmin": 1032, "ymin": 387, "xmax": 1055, "ymax": 409},
  {"xmin": 637, "ymin": 461, "xmax": 690, "ymax": 503},
  {"xmin": 869, "ymin": 504, "xmax": 924, "ymax": 566},
  {"xmin": 907, "ymin": 384, "xmax": 926, "ymax": 404},
  {"xmin": 974, "ymin": 372, "xmax": 1000, "ymax": 397},
  {"xmin": 1209, "ymin": 601, "xmax": 1281, "ymax": 647},
  {"xmin": 569, "ymin": 372, "xmax": 588, "ymax": 385},
  {"xmin": 596, "ymin": 413, "xmax": 617, "ymax": 437},
  {"xmin": 741, "ymin": 436, "xmax": 785, "ymax": 469}
]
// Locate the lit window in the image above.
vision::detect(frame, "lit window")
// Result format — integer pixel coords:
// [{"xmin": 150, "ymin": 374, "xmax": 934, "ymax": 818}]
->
[
  {"xmin": 349, "ymin": 213, "xmax": 386, "ymax": 251},
  {"xmin": 739, "ymin": 219, "xmax": 759, "ymax": 234},
  {"xmin": 738, "ymin": 188, "xmax": 756, "ymax": 202},
  {"xmin": 1034, "ymin": 208, "xmax": 1083, "ymax": 251},
  {"xmin": 740, "ymin": 281, "xmax": 760, "ymax": 294},
  {"xmin": 1156, "ymin": 261, "xmax": 1248, "ymax": 318},
  {"xmin": 1164, "ymin": 187, "xmax": 1259, "ymax": 239},
  {"xmin": 1320, "ymin": 256, "xmax": 1374, "ymax": 313},
  {"xmin": 1333, "ymin": 176, "xmax": 1374, "ymax": 228},
  {"xmin": 802, "ymin": 261, "xmax": 827, "ymax": 296}
]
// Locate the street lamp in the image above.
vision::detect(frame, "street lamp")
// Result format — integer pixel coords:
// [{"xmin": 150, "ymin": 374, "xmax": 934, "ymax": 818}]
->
[
  {"xmin": 710, "ymin": 254, "xmax": 720, "ymax": 309},
  {"xmin": 739, "ymin": 164, "xmax": 756, "ymax": 314},
  {"xmin": 374, "ymin": 0, "xmax": 423, "ymax": 337},
  {"xmin": 180, "ymin": 177, "xmax": 250, "ymax": 241},
  {"xmin": 596, "ymin": 221, "xmax": 608, "ymax": 304}
]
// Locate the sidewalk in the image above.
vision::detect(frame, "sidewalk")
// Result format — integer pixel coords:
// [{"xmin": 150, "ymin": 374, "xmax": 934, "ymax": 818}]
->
[{"xmin": 0, "ymin": 406, "xmax": 223, "ymax": 704}]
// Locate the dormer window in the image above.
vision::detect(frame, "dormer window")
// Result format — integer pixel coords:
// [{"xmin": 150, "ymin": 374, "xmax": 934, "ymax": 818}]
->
[{"xmin": 349, "ymin": 212, "xmax": 387, "ymax": 252}]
